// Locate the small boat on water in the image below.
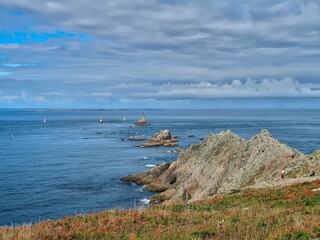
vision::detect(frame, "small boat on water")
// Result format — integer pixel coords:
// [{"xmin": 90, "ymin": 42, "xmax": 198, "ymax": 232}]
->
[
  {"xmin": 43, "ymin": 118, "xmax": 46, "ymax": 123},
  {"xmin": 123, "ymin": 117, "xmax": 126, "ymax": 121},
  {"xmin": 99, "ymin": 116, "xmax": 103, "ymax": 123}
]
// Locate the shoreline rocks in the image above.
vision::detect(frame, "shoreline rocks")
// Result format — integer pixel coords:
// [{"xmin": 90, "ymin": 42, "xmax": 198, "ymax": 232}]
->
[
  {"xmin": 121, "ymin": 162, "xmax": 170, "ymax": 185},
  {"xmin": 139, "ymin": 130, "xmax": 179, "ymax": 147}
]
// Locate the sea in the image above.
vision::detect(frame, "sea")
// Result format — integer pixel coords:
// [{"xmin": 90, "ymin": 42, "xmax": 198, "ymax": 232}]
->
[{"xmin": 1, "ymin": 109, "xmax": 320, "ymax": 226}]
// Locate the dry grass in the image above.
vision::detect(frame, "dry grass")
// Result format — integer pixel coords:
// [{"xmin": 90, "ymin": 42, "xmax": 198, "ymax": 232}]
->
[{"xmin": 1, "ymin": 179, "xmax": 320, "ymax": 239}]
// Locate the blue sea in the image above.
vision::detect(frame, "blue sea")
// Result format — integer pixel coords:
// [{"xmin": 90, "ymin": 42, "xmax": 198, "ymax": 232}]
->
[{"xmin": 1, "ymin": 109, "xmax": 320, "ymax": 226}]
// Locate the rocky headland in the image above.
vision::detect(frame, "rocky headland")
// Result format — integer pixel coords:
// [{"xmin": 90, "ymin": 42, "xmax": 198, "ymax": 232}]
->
[
  {"xmin": 139, "ymin": 130, "xmax": 179, "ymax": 147},
  {"xmin": 122, "ymin": 129, "xmax": 319, "ymax": 203}
]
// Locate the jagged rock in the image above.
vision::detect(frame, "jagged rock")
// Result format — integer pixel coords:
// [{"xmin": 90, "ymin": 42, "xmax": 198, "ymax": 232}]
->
[
  {"xmin": 139, "ymin": 130, "xmax": 179, "ymax": 147},
  {"xmin": 121, "ymin": 162, "xmax": 170, "ymax": 185},
  {"xmin": 150, "ymin": 129, "xmax": 171, "ymax": 141},
  {"xmin": 122, "ymin": 129, "xmax": 316, "ymax": 204}
]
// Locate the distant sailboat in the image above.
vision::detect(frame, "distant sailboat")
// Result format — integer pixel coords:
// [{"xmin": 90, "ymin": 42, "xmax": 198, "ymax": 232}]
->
[
  {"xmin": 43, "ymin": 118, "xmax": 46, "ymax": 123},
  {"xmin": 99, "ymin": 116, "xmax": 103, "ymax": 123},
  {"xmin": 123, "ymin": 117, "xmax": 126, "ymax": 122}
]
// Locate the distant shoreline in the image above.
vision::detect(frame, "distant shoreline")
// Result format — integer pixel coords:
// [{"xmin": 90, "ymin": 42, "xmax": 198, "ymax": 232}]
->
[{"xmin": 1, "ymin": 108, "xmax": 320, "ymax": 112}]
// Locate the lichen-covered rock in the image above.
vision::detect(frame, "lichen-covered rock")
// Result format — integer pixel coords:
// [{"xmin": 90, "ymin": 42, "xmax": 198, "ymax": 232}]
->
[{"xmin": 122, "ymin": 129, "xmax": 317, "ymax": 204}]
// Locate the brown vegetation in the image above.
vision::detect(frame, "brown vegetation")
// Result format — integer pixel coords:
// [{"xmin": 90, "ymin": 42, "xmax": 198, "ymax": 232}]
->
[{"xmin": 1, "ymin": 179, "xmax": 320, "ymax": 239}]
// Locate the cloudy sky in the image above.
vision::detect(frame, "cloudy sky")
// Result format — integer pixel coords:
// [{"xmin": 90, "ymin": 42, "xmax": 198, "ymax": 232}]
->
[{"xmin": 0, "ymin": 0, "xmax": 320, "ymax": 109}]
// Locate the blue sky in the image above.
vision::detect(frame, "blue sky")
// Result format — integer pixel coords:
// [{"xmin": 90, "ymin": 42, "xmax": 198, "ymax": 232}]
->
[{"xmin": 0, "ymin": 0, "xmax": 320, "ymax": 109}]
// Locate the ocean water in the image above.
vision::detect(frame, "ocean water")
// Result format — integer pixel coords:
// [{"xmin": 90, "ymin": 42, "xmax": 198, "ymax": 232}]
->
[{"xmin": 1, "ymin": 109, "xmax": 320, "ymax": 226}]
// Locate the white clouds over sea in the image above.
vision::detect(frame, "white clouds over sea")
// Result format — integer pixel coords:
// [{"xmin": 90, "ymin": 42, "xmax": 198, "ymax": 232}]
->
[{"xmin": 0, "ymin": 0, "xmax": 319, "ymax": 108}]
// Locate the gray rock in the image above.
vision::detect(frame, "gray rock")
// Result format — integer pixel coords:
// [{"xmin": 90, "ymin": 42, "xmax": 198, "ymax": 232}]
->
[
  {"xmin": 139, "ymin": 130, "xmax": 179, "ymax": 147},
  {"xmin": 123, "ymin": 129, "xmax": 320, "ymax": 203},
  {"xmin": 120, "ymin": 162, "xmax": 170, "ymax": 185},
  {"xmin": 285, "ymin": 167, "xmax": 294, "ymax": 174}
]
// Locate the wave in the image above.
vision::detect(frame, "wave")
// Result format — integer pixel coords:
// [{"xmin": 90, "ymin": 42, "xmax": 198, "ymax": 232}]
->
[
  {"xmin": 139, "ymin": 185, "xmax": 146, "ymax": 192},
  {"xmin": 142, "ymin": 157, "xmax": 155, "ymax": 160},
  {"xmin": 145, "ymin": 164, "xmax": 156, "ymax": 167},
  {"xmin": 139, "ymin": 198, "xmax": 150, "ymax": 204},
  {"xmin": 167, "ymin": 150, "xmax": 178, "ymax": 153}
]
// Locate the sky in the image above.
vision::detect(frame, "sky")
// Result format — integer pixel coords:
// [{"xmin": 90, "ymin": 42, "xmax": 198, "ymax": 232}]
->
[{"xmin": 0, "ymin": 0, "xmax": 320, "ymax": 109}]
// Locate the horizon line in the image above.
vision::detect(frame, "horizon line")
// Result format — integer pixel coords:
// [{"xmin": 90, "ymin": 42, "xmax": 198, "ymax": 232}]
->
[{"xmin": 1, "ymin": 108, "xmax": 320, "ymax": 111}]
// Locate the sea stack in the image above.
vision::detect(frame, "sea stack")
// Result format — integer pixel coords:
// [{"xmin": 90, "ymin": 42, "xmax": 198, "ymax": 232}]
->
[
  {"xmin": 134, "ymin": 112, "xmax": 150, "ymax": 126},
  {"xmin": 139, "ymin": 130, "xmax": 179, "ymax": 147}
]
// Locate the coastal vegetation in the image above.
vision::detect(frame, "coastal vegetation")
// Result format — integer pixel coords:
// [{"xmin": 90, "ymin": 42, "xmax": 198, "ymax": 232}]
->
[{"xmin": 1, "ymin": 179, "xmax": 320, "ymax": 239}]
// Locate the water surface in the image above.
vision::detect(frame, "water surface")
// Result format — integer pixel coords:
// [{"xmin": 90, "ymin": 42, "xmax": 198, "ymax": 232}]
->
[{"xmin": 0, "ymin": 109, "xmax": 319, "ymax": 226}]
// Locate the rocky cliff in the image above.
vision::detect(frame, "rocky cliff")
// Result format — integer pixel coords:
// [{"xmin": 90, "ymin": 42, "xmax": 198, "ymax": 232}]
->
[{"xmin": 122, "ymin": 129, "xmax": 319, "ymax": 203}]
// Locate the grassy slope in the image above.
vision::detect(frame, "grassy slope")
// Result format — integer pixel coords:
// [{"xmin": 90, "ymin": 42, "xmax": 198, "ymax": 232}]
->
[{"xmin": 1, "ymin": 179, "xmax": 320, "ymax": 240}]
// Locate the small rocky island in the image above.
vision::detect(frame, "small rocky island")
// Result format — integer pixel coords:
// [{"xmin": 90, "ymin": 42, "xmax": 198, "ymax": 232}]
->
[
  {"xmin": 134, "ymin": 112, "xmax": 150, "ymax": 126},
  {"xmin": 139, "ymin": 130, "xmax": 179, "ymax": 147},
  {"xmin": 122, "ymin": 129, "xmax": 320, "ymax": 203}
]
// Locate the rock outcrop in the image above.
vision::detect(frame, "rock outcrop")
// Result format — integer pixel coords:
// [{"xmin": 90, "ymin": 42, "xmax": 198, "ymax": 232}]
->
[
  {"xmin": 121, "ymin": 163, "xmax": 170, "ymax": 186},
  {"xmin": 139, "ymin": 130, "xmax": 179, "ymax": 147},
  {"xmin": 122, "ymin": 129, "xmax": 318, "ymax": 204}
]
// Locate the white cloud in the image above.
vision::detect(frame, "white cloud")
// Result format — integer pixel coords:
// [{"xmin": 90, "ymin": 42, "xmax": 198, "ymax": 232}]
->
[
  {"xmin": 89, "ymin": 92, "xmax": 112, "ymax": 97},
  {"xmin": 2, "ymin": 63, "xmax": 37, "ymax": 68},
  {"xmin": 1, "ymin": 95, "xmax": 19, "ymax": 103},
  {"xmin": 34, "ymin": 96, "xmax": 46, "ymax": 102},
  {"xmin": 0, "ymin": 91, "xmax": 27, "ymax": 103},
  {"xmin": 44, "ymin": 92, "xmax": 65, "ymax": 96},
  {"xmin": 136, "ymin": 77, "xmax": 320, "ymax": 99},
  {"xmin": 0, "ymin": 1, "xmax": 320, "ymax": 107},
  {"xmin": 0, "ymin": 70, "xmax": 13, "ymax": 76}
]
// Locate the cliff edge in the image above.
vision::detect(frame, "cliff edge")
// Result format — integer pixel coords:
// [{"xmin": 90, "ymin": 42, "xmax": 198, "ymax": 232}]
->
[{"xmin": 122, "ymin": 129, "xmax": 319, "ymax": 203}]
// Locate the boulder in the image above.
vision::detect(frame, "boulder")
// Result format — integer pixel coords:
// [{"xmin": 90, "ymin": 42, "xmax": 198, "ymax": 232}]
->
[{"xmin": 139, "ymin": 130, "xmax": 179, "ymax": 147}]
